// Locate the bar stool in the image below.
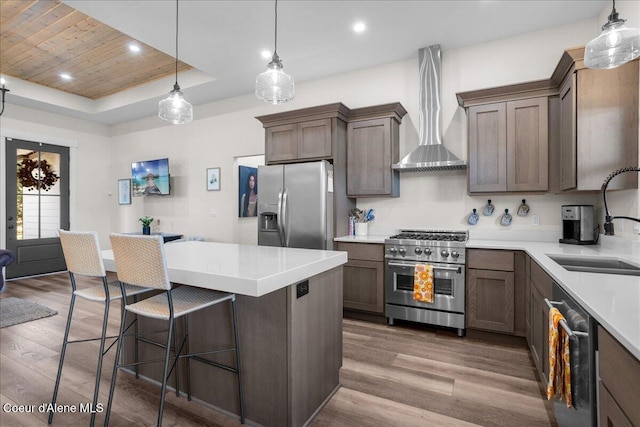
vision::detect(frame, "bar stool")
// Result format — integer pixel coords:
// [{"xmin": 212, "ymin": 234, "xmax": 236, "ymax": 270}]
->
[
  {"xmin": 50, "ymin": 230, "xmax": 154, "ymax": 426},
  {"xmin": 105, "ymin": 234, "xmax": 245, "ymax": 426}
]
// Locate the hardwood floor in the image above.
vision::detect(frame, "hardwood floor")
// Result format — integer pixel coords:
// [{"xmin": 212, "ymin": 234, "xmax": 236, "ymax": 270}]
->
[{"xmin": 0, "ymin": 273, "xmax": 556, "ymax": 426}]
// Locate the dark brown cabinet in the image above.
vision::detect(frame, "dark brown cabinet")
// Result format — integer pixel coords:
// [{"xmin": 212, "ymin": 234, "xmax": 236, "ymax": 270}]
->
[
  {"xmin": 466, "ymin": 97, "xmax": 548, "ymax": 193},
  {"xmin": 346, "ymin": 103, "xmax": 406, "ymax": 198},
  {"xmin": 528, "ymin": 259, "xmax": 552, "ymax": 382},
  {"xmin": 336, "ymin": 242, "xmax": 384, "ymax": 314},
  {"xmin": 258, "ymin": 104, "xmax": 350, "ymax": 165},
  {"xmin": 467, "ymin": 268, "xmax": 515, "ymax": 333},
  {"xmin": 466, "ymin": 249, "xmax": 528, "ymax": 335},
  {"xmin": 553, "ymin": 48, "xmax": 638, "ymax": 192},
  {"xmin": 598, "ymin": 326, "xmax": 640, "ymax": 427},
  {"xmin": 266, "ymin": 119, "xmax": 332, "ymax": 163}
]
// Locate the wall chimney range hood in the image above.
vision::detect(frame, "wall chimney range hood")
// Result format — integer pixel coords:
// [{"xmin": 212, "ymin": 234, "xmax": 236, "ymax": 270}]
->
[{"xmin": 393, "ymin": 45, "xmax": 467, "ymax": 172}]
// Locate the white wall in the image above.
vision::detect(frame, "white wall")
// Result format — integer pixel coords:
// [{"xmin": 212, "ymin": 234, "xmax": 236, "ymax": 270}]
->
[{"xmin": 2, "ymin": 13, "xmax": 638, "ymax": 248}]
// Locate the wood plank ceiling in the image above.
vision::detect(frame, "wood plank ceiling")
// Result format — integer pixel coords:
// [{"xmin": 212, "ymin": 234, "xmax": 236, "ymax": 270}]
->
[{"xmin": 0, "ymin": 0, "xmax": 192, "ymax": 99}]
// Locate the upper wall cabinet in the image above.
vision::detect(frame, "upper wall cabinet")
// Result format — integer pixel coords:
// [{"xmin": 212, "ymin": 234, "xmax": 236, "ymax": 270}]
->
[
  {"xmin": 256, "ymin": 103, "xmax": 350, "ymax": 165},
  {"xmin": 459, "ymin": 47, "xmax": 639, "ymax": 194},
  {"xmin": 460, "ymin": 88, "xmax": 550, "ymax": 193},
  {"xmin": 551, "ymin": 48, "xmax": 638, "ymax": 192},
  {"xmin": 347, "ymin": 103, "xmax": 407, "ymax": 198}
]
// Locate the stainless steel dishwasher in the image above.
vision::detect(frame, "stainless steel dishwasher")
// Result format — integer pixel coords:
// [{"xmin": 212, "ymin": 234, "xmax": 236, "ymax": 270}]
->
[{"xmin": 545, "ymin": 283, "xmax": 597, "ymax": 427}]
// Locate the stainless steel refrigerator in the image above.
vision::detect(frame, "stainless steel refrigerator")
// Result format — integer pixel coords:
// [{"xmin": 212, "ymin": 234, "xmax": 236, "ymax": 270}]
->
[{"xmin": 258, "ymin": 161, "xmax": 334, "ymax": 250}]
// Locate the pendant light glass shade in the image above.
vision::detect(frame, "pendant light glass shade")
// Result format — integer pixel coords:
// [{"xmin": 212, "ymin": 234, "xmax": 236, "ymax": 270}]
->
[
  {"xmin": 255, "ymin": 54, "xmax": 295, "ymax": 104},
  {"xmin": 159, "ymin": 0, "xmax": 192, "ymax": 124},
  {"xmin": 159, "ymin": 83, "xmax": 193, "ymax": 124},
  {"xmin": 584, "ymin": 1, "xmax": 640, "ymax": 69},
  {"xmin": 256, "ymin": 0, "xmax": 295, "ymax": 104}
]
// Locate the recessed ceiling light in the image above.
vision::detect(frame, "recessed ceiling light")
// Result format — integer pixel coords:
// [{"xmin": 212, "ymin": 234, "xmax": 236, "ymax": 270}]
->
[
  {"xmin": 353, "ymin": 21, "xmax": 366, "ymax": 33},
  {"xmin": 129, "ymin": 43, "xmax": 141, "ymax": 53},
  {"xmin": 261, "ymin": 50, "xmax": 272, "ymax": 59},
  {"xmin": 60, "ymin": 73, "xmax": 72, "ymax": 81}
]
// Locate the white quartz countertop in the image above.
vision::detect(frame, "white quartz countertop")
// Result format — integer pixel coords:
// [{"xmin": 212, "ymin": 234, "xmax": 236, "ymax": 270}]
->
[
  {"xmin": 334, "ymin": 235, "xmax": 387, "ymax": 244},
  {"xmin": 102, "ymin": 241, "xmax": 347, "ymax": 298},
  {"xmin": 468, "ymin": 239, "xmax": 640, "ymax": 360}
]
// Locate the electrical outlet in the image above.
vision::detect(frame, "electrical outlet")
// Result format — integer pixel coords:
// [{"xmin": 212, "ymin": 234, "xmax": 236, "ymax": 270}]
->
[
  {"xmin": 296, "ymin": 281, "xmax": 309, "ymax": 299},
  {"xmin": 531, "ymin": 214, "xmax": 540, "ymax": 226},
  {"xmin": 209, "ymin": 208, "xmax": 217, "ymax": 217}
]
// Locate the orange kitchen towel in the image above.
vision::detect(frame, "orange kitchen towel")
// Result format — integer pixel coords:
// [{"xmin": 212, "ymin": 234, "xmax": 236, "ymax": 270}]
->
[
  {"xmin": 547, "ymin": 307, "xmax": 572, "ymax": 408},
  {"xmin": 413, "ymin": 264, "xmax": 434, "ymax": 303}
]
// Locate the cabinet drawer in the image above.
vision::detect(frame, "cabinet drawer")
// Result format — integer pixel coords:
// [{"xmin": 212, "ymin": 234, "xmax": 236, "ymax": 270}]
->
[
  {"xmin": 467, "ymin": 249, "xmax": 514, "ymax": 271},
  {"xmin": 336, "ymin": 242, "xmax": 384, "ymax": 262},
  {"xmin": 598, "ymin": 326, "xmax": 640, "ymax": 426},
  {"xmin": 530, "ymin": 260, "xmax": 552, "ymax": 297}
]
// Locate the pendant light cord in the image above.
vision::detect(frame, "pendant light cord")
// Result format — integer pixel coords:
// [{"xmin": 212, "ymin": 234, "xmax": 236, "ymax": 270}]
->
[
  {"xmin": 174, "ymin": 0, "xmax": 179, "ymax": 87},
  {"xmin": 274, "ymin": 0, "xmax": 278, "ymax": 56}
]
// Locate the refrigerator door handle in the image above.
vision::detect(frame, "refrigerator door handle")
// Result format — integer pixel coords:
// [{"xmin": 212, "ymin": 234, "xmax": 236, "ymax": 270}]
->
[
  {"xmin": 277, "ymin": 189, "xmax": 285, "ymax": 247},
  {"xmin": 282, "ymin": 188, "xmax": 289, "ymax": 247}
]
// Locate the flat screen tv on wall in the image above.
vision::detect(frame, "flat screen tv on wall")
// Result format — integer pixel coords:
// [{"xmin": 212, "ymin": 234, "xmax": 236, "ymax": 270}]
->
[{"xmin": 131, "ymin": 158, "xmax": 170, "ymax": 196}]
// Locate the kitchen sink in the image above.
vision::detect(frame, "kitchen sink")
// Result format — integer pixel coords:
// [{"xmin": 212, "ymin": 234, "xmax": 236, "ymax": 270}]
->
[{"xmin": 547, "ymin": 255, "xmax": 640, "ymax": 276}]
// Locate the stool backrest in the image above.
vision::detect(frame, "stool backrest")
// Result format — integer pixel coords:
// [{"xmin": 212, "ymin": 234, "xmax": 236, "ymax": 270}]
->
[
  {"xmin": 109, "ymin": 234, "xmax": 171, "ymax": 290},
  {"xmin": 59, "ymin": 230, "xmax": 106, "ymax": 277}
]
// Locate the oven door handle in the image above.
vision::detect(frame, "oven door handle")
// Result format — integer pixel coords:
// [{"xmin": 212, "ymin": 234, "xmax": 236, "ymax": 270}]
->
[{"xmin": 387, "ymin": 262, "xmax": 461, "ymax": 273}]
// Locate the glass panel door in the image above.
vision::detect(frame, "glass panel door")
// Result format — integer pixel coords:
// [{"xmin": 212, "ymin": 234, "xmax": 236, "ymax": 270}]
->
[{"xmin": 5, "ymin": 138, "xmax": 69, "ymax": 279}]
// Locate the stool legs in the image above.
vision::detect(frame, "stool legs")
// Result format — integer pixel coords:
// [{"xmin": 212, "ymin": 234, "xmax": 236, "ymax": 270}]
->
[
  {"xmin": 48, "ymin": 293, "xmax": 76, "ymax": 424},
  {"xmin": 185, "ymin": 317, "xmax": 192, "ymax": 401},
  {"xmin": 104, "ymin": 304, "xmax": 128, "ymax": 427},
  {"xmin": 157, "ymin": 311, "xmax": 175, "ymax": 427},
  {"xmin": 133, "ymin": 294, "xmax": 140, "ymax": 379},
  {"xmin": 89, "ymin": 292, "xmax": 111, "ymax": 426}
]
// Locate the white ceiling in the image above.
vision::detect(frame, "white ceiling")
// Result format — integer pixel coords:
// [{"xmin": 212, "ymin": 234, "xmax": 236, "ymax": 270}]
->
[{"xmin": 4, "ymin": 0, "xmax": 606, "ymax": 125}]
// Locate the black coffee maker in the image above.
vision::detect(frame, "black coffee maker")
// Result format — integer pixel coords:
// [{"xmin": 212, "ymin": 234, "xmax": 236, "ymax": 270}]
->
[{"xmin": 559, "ymin": 205, "xmax": 597, "ymax": 245}]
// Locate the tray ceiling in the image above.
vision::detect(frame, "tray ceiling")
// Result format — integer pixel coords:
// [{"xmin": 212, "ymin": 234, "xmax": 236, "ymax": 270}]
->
[{"xmin": 0, "ymin": 0, "xmax": 191, "ymax": 100}]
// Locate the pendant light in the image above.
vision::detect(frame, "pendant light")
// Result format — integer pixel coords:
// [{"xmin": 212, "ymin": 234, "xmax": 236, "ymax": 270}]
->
[
  {"xmin": 255, "ymin": 0, "xmax": 295, "ymax": 104},
  {"xmin": 584, "ymin": 0, "xmax": 640, "ymax": 69},
  {"xmin": 0, "ymin": 77, "xmax": 9, "ymax": 116},
  {"xmin": 159, "ymin": 0, "xmax": 193, "ymax": 124}
]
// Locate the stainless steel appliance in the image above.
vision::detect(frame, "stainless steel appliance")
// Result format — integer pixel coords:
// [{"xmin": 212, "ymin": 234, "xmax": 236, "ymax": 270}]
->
[
  {"xmin": 560, "ymin": 205, "xmax": 597, "ymax": 245},
  {"xmin": 545, "ymin": 284, "xmax": 596, "ymax": 427},
  {"xmin": 392, "ymin": 44, "xmax": 466, "ymax": 172},
  {"xmin": 257, "ymin": 161, "xmax": 334, "ymax": 250},
  {"xmin": 385, "ymin": 229, "xmax": 468, "ymax": 336}
]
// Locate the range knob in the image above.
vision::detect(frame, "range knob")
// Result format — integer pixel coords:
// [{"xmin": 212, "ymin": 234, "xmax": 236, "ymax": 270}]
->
[
  {"xmin": 388, "ymin": 247, "xmax": 397, "ymax": 254},
  {"xmin": 441, "ymin": 249, "xmax": 450, "ymax": 258},
  {"xmin": 398, "ymin": 247, "xmax": 406, "ymax": 256},
  {"xmin": 424, "ymin": 248, "xmax": 432, "ymax": 256},
  {"xmin": 414, "ymin": 247, "xmax": 423, "ymax": 255},
  {"xmin": 451, "ymin": 250, "xmax": 460, "ymax": 259}
]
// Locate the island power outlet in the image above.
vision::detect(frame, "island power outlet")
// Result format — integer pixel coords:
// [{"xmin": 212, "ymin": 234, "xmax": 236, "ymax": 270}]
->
[{"xmin": 296, "ymin": 281, "xmax": 309, "ymax": 299}]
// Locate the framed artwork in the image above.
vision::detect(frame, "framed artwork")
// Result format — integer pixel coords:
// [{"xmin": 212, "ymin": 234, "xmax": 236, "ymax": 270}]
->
[
  {"xmin": 238, "ymin": 165, "xmax": 258, "ymax": 217},
  {"xmin": 118, "ymin": 179, "xmax": 131, "ymax": 205},
  {"xmin": 207, "ymin": 167, "xmax": 220, "ymax": 191}
]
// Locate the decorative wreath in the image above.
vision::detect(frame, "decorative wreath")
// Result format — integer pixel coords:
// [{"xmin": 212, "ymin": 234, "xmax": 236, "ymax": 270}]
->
[{"xmin": 17, "ymin": 158, "xmax": 59, "ymax": 191}]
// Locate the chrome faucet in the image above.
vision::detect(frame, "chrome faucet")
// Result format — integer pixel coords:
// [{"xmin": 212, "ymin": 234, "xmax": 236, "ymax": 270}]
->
[{"xmin": 601, "ymin": 167, "xmax": 640, "ymax": 235}]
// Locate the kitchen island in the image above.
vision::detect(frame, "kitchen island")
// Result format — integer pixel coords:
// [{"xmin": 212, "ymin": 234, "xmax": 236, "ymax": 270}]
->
[{"xmin": 102, "ymin": 241, "xmax": 347, "ymax": 427}]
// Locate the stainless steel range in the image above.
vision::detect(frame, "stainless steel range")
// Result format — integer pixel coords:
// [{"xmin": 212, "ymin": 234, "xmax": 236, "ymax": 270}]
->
[{"xmin": 385, "ymin": 229, "xmax": 468, "ymax": 336}]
